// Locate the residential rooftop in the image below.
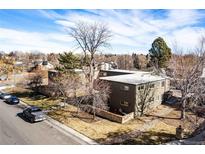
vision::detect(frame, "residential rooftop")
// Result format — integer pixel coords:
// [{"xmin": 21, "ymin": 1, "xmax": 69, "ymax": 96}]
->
[
  {"xmin": 100, "ymin": 69, "xmax": 167, "ymax": 85},
  {"xmin": 100, "ymin": 69, "xmax": 149, "ymax": 74}
]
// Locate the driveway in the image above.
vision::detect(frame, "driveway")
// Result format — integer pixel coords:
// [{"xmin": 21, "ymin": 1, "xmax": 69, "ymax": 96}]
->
[
  {"xmin": 167, "ymin": 131, "xmax": 205, "ymax": 145},
  {"xmin": 0, "ymin": 99, "xmax": 87, "ymax": 145}
]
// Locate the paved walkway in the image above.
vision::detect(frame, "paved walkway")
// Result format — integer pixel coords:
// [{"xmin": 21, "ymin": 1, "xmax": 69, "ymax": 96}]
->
[{"xmin": 167, "ymin": 130, "xmax": 205, "ymax": 145}]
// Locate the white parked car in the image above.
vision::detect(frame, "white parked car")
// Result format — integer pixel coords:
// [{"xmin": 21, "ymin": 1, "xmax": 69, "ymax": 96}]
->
[{"xmin": 0, "ymin": 93, "xmax": 12, "ymax": 100}]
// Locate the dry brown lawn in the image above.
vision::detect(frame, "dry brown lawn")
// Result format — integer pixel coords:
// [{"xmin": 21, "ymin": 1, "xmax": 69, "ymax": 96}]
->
[
  {"xmin": 4, "ymin": 87, "xmax": 205, "ymax": 144},
  {"xmin": 49, "ymin": 105, "xmax": 145, "ymax": 141}
]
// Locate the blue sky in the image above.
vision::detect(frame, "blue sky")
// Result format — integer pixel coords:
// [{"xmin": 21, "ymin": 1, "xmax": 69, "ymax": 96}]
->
[{"xmin": 0, "ymin": 9, "xmax": 205, "ymax": 54}]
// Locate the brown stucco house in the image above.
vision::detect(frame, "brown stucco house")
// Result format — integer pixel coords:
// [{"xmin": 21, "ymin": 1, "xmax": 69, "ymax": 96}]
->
[{"xmin": 99, "ymin": 69, "xmax": 170, "ymax": 116}]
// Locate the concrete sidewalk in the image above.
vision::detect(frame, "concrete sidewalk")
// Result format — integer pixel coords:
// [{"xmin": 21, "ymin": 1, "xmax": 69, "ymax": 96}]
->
[
  {"xmin": 19, "ymin": 100, "xmax": 98, "ymax": 145},
  {"xmin": 167, "ymin": 131, "xmax": 205, "ymax": 145},
  {"xmin": 0, "ymin": 84, "xmax": 14, "ymax": 90}
]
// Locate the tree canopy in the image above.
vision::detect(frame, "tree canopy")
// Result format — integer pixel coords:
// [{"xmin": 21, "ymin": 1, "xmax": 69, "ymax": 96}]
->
[
  {"xmin": 70, "ymin": 21, "xmax": 112, "ymax": 85},
  {"xmin": 0, "ymin": 56, "xmax": 14, "ymax": 76},
  {"xmin": 57, "ymin": 52, "xmax": 81, "ymax": 73},
  {"xmin": 149, "ymin": 37, "xmax": 172, "ymax": 68}
]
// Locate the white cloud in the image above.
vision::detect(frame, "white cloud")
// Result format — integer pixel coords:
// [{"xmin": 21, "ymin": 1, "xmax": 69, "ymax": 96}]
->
[
  {"xmin": 0, "ymin": 27, "xmax": 74, "ymax": 53},
  {"xmin": 166, "ymin": 27, "xmax": 205, "ymax": 51},
  {"xmin": 55, "ymin": 20, "xmax": 75, "ymax": 28},
  {"xmin": 2, "ymin": 10, "xmax": 205, "ymax": 54},
  {"xmin": 50, "ymin": 10, "xmax": 205, "ymax": 53}
]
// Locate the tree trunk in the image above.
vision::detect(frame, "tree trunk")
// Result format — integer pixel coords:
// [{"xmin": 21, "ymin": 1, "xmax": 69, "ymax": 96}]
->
[
  {"xmin": 93, "ymin": 106, "xmax": 96, "ymax": 119},
  {"xmin": 77, "ymin": 103, "xmax": 80, "ymax": 115},
  {"xmin": 195, "ymin": 114, "xmax": 199, "ymax": 126},
  {"xmin": 180, "ymin": 99, "xmax": 186, "ymax": 119},
  {"xmin": 89, "ymin": 54, "xmax": 95, "ymax": 89},
  {"xmin": 140, "ymin": 112, "xmax": 143, "ymax": 117}
]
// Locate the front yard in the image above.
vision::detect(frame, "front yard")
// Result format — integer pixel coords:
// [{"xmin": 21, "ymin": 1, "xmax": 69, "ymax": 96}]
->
[{"xmin": 4, "ymin": 87, "xmax": 205, "ymax": 144}]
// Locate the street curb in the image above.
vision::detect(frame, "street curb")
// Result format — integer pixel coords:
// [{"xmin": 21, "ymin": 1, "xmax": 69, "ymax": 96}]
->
[
  {"xmin": 19, "ymin": 100, "xmax": 98, "ymax": 145},
  {"xmin": 45, "ymin": 116, "xmax": 98, "ymax": 145},
  {"xmin": 1, "ymin": 86, "xmax": 98, "ymax": 145}
]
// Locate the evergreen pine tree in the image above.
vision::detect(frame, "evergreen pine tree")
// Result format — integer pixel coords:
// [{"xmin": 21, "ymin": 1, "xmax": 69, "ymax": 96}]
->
[{"xmin": 149, "ymin": 37, "xmax": 172, "ymax": 68}]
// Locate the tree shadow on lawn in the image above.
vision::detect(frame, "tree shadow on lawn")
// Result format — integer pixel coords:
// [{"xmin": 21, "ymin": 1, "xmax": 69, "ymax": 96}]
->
[
  {"xmin": 98, "ymin": 130, "xmax": 176, "ymax": 145},
  {"xmin": 8, "ymin": 90, "xmax": 42, "ymax": 100},
  {"xmin": 49, "ymin": 108, "xmax": 99, "ymax": 123},
  {"xmin": 8, "ymin": 90, "xmax": 58, "ymax": 108},
  {"xmin": 142, "ymin": 102, "xmax": 183, "ymax": 121},
  {"xmin": 120, "ymin": 131, "xmax": 176, "ymax": 145},
  {"xmin": 144, "ymin": 114, "xmax": 180, "ymax": 120}
]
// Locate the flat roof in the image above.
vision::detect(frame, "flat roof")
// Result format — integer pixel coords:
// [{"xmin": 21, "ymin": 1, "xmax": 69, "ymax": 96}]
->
[
  {"xmin": 101, "ymin": 69, "xmax": 148, "ymax": 74},
  {"xmin": 48, "ymin": 69, "xmax": 84, "ymax": 73},
  {"xmin": 100, "ymin": 69, "xmax": 167, "ymax": 85}
]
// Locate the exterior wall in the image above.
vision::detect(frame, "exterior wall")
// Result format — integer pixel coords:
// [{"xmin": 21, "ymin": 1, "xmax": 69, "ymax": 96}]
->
[
  {"xmin": 165, "ymin": 78, "xmax": 170, "ymax": 92},
  {"xmin": 90, "ymin": 107, "xmax": 134, "ymax": 123},
  {"xmin": 107, "ymin": 81, "xmax": 136, "ymax": 114},
  {"xmin": 104, "ymin": 78, "xmax": 170, "ymax": 116},
  {"xmin": 135, "ymin": 79, "xmax": 170, "ymax": 116}
]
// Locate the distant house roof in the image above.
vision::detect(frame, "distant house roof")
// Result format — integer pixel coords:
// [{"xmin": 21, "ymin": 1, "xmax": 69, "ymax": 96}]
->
[
  {"xmin": 33, "ymin": 60, "xmax": 54, "ymax": 70},
  {"xmin": 48, "ymin": 69, "xmax": 83, "ymax": 74},
  {"xmin": 15, "ymin": 61, "xmax": 23, "ymax": 66},
  {"xmin": 100, "ymin": 69, "xmax": 167, "ymax": 85},
  {"xmin": 99, "ymin": 62, "xmax": 117, "ymax": 70},
  {"xmin": 49, "ymin": 69, "xmax": 59, "ymax": 73},
  {"xmin": 73, "ymin": 69, "xmax": 83, "ymax": 73}
]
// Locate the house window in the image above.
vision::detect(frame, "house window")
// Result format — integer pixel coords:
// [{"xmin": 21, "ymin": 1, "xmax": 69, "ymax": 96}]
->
[
  {"xmin": 120, "ymin": 101, "xmax": 129, "ymax": 107},
  {"xmin": 150, "ymin": 84, "xmax": 155, "ymax": 88},
  {"xmin": 161, "ymin": 81, "xmax": 165, "ymax": 87},
  {"xmin": 138, "ymin": 85, "xmax": 144, "ymax": 90}
]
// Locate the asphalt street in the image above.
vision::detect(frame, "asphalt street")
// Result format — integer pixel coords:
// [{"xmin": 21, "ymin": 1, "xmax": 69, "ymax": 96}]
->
[{"xmin": 0, "ymin": 99, "xmax": 84, "ymax": 145}]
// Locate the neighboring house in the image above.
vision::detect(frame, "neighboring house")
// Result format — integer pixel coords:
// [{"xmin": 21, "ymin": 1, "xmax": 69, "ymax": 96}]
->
[
  {"xmin": 99, "ymin": 69, "xmax": 170, "ymax": 116},
  {"xmin": 15, "ymin": 61, "xmax": 23, "ymax": 66},
  {"xmin": 45, "ymin": 69, "xmax": 88, "ymax": 97},
  {"xmin": 99, "ymin": 62, "xmax": 118, "ymax": 70},
  {"xmin": 30, "ymin": 60, "xmax": 54, "ymax": 71},
  {"xmin": 48, "ymin": 69, "xmax": 88, "ymax": 84},
  {"xmin": 38, "ymin": 61, "xmax": 54, "ymax": 70}
]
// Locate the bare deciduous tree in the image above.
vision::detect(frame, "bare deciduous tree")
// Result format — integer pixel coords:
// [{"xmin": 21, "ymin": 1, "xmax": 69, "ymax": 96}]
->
[
  {"xmin": 69, "ymin": 21, "xmax": 112, "ymax": 119},
  {"xmin": 116, "ymin": 54, "xmax": 133, "ymax": 70},
  {"xmin": 47, "ymin": 53, "xmax": 59, "ymax": 67},
  {"xmin": 79, "ymin": 79, "xmax": 110, "ymax": 119},
  {"xmin": 0, "ymin": 56, "xmax": 14, "ymax": 79},
  {"xmin": 167, "ymin": 37, "xmax": 205, "ymax": 120},
  {"xmin": 70, "ymin": 21, "xmax": 112, "ymax": 88},
  {"xmin": 48, "ymin": 73, "xmax": 81, "ymax": 108},
  {"xmin": 27, "ymin": 74, "xmax": 43, "ymax": 92},
  {"xmin": 136, "ymin": 83, "xmax": 155, "ymax": 116},
  {"xmin": 49, "ymin": 73, "xmax": 110, "ymax": 119}
]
